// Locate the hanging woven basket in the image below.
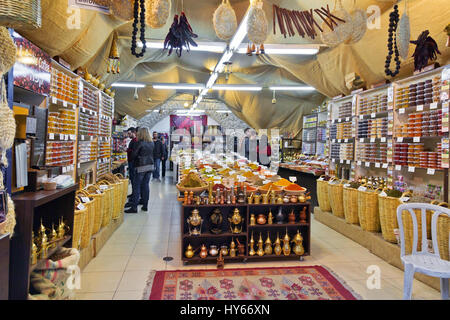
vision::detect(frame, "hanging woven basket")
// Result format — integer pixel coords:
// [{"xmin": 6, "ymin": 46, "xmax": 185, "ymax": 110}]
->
[
  {"xmin": 0, "ymin": 26, "xmax": 16, "ymax": 76},
  {"xmin": 397, "ymin": 1, "xmax": 410, "ymax": 60},
  {"xmin": 213, "ymin": 0, "xmax": 237, "ymax": 41},
  {"xmin": 320, "ymin": 0, "xmax": 353, "ymax": 46},
  {"xmin": 146, "ymin": 0, "xmax": 171, "ymax": 29},
  {"xmin": 0, "ymin": 0, "xmax": 42, "ymax": 30},
  {"xmin": 247, "ymin": 0, "xmax": 268, "ymax": 46},
  {"xmin": 110, "ymin": 0, "xmax": 134, "ymax": 21},
  {"xmin": 0, "ymin": 78, "xmax": 16, "ymax": 166},
  {"xmin": 345, "ymin": 1, "xmax": 367, "ymax": 45}
]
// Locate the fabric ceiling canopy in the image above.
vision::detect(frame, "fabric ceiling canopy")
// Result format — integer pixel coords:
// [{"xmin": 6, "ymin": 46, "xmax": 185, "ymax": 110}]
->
[{"xmin": 16, "ymin": 0, "xmax": 450, "ymax": 137}]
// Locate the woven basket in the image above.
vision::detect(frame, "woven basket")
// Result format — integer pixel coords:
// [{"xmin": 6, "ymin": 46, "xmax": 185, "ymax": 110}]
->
[
  {"xmin": 328, "ymin": 179, "xmax": 344, "ymax": 218},
  {"xmin": 99, "ymin": 174, "xmax": 122, "ymax": 219},
  {"xmin": 343, "ymin": 185, "xmax": 359, "ymax": 224},
  {"xmin": 97, "ymin": 180, "xmax": 113, "ymax": 227},
  {"xmin": 320, "ymin": 0, "xmax": 353, "ymax": 46},
  {"xmin": 378, "ymin": 191, "xmax": 411, "ymax": 243},
  {"xmin": 115, "ymin": 173, "xmax": 128, "ymax": 212},
  {"xmin": 345, "ymin": 5, "xmax": 367, "ymax": 44},
  {"xmin": 86, "ymin": 185, "xmax": 105, "ymax": 235},
  {"xmin": 0, "ymin": 27, "xmax": 16, "ymax": 76},
  {"xmin": 110, "ymin": 0, "xmax": 134, "ymax": 21},
  {"xmin": 213, "ymin": 0, "xmax": 237, "ymax": 41},
  {"xmin": 0, "ymin": 78, "xmax": 16, "ymax": 166},
  {"xmin": 77, "ymin": 190, "xmax": 95, "ymax": 249},
  {"xmin": 72, "ymin": 198, "xmax": 86, "ymax": 250},
  {"xmin": 146, "ymin": 0, "xmax": 170, "ymax": 29},
  {"xmin": 357, "ymin": 187, "xmax": 381, "ymax": 232},
  {"xmin": 316, "ymin": 176, "xmax": 331, "ymax": 212},
  {"xmin": 0, "ymin": 0, "xmax": 42, "ymax": 29},
  {"xmin": 247, "ymin": 0, "xmax": 268, "ymax": 45},
  {"xmin": 436, "ymin": 211, "xmax": 449, "ymax": 261}
]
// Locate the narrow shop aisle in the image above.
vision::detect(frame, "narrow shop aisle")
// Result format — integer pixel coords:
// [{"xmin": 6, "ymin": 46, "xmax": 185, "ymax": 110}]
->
[{"xmin": 75, "ymin": 174, "xmax": 441, "ymax": 300}]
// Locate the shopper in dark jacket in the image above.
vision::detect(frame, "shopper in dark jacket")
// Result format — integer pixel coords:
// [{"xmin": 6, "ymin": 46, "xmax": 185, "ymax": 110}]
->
[
  {"xmin": 152, "ymin": 131, "xmax": 163, "ymax": 181},
  {"xmin": 161, "ymin": 136, "xmax": 168, "ymax": 179},
  {"xmin": 126, "ymin": 127, "xmax": 137, "ymax": 199},
  {"xmin": 125, "ymin": 128, "xmax": 154, "ymax": 213}
]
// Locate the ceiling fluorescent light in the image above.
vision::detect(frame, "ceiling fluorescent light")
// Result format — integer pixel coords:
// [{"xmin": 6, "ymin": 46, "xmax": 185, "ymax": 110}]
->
[
  {"xmin": 111, "ymin": 82, "xmax": 146, "ymax": 88},
  {"xmin": 206, "ymin": 73, "xmax": 219, "ymax": 89},
  {"xmin": 152, "ymin": 83, "xmax": 205, "ymax": 90},
  {"xmin": 216, "ymin": 110, "xmax": 232, "ymax": 113},
  {"xmin": 237, "ymin": 44, "xmax": 319, "ymax": 55},
  {"xmin": 229, "ymin": 9, "xmax": 250, "ymax": 51},
  {"xmin": 212, "ymin": 85, "xmax": 262, "ymax": 91},
  {"xmin": 269, "ymin": 86, "xmax": 316, "ymax": 91}
]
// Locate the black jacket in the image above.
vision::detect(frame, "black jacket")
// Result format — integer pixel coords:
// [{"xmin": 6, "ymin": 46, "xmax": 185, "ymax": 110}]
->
[
  {"xmin": 130, "ymin": 141, "xmax": 154, "ymax": 171},
  {"xmin": 153, "ymin": 139, "xmax": 163, "ymax": 159},
  {"xmin": 162, "ymin": 142, "xmax": 168, "ymax": 159}
]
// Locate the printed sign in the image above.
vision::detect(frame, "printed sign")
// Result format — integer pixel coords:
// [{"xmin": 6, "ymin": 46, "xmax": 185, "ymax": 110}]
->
[{"xmin": 68, "ymin": 0, "xmax": 109, "ymax": 13}]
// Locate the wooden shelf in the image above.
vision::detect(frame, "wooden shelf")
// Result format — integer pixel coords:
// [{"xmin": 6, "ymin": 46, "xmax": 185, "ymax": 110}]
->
[
  {"xmin": 246, "ymin": 253, "xmax": 310, "ymax": 259},
  {"xmin": 12, "ymin": 184, "xmax": 77, "ymax": 208},
  {"xmin": 183, "ymin": 232, "xmax": 246, "ymax": 239},
  {"xmin": 248, "ymin": 223, "xmax": 309, "ymax": 228},
  {"xmin": 29, "ymin": 236, "xmax": 71, "ymax": 274},
  {"xmin": 183, "ymin": 256, "xmax": 246, "ymax": 262},
  {"xmin": 182, "ymin": 203, "xmax": 248, "ymax": 208}
]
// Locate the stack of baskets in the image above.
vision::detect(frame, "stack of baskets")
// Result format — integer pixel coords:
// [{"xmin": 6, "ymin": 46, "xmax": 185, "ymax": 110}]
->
[
  {"xmin": 98, "ymin": 173, "xmax": 125, "ymax": 219},
  {"xmin": 378, "ymin": 191, "xmax": 412, "ymax": 243},
  {"xmin": 72, "ymin": 198, "xmax": 87, "ymax": 250},
  {"xmin": 97, "ymin": 180, "xmax": 113, "ymax": 227},
  {"xmin": 316, "ymin": 175, "xmax": 331, "ymax": 212},
  {"xmin": 77, "ymin": 190, "xmax": 96, "ymax": 249},
  {"xmin": 115, "ymin": 173, "xmax": 129, "ymax": 211},
  {"xmin": 328, "ymin": 178, "xmax": 345, "ymax": 218},
  {"xmin": 342, "ymin": 183, "xmax": 359, "ymax": 224},
  {"xmin": 85, "ymin": 184, "xmax": 105, "ymax": 235},
  {"xmin": 357, "ymin": 186, "xmax": 382, "ymax": 232}
]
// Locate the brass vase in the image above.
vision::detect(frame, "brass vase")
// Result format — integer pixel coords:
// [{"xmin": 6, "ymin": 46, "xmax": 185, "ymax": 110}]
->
[
  {"xmin": 282, "ymin": 229, "xmax": 291, "ymax": 256},
  {"xmin": 264, "ymin": 232, "xmax": 273, "ymax": 255},
  {"xmin": 187, "ymin": 208, "xmax": 203, "ymax": 235},
  {"xmin": 249, "ymin": 232, "xmax": 256, "ymax": 256},
  {"xmin": 273, "ymin": 232, "xmax": 282, "ymax": 255},
  {"xmin": 228, "ymin": 208, "xmax": 243, "ymax": 234},
  {"xmin": 256, "ymin": 233, "xmax": 264, "ymax": 256},
  {"xmin": 292, "ymin": 230, "xmax": 305, "ymax": 256}
]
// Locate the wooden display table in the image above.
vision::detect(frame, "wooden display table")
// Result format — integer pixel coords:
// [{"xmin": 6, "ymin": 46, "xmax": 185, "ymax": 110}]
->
[
  {"xmin": 9, "ymin": 184, "xmax": 77, "ymax": 300},
  {"xmin": 180, "ymin": 202, "xmax": 311, "ymax": 265}
]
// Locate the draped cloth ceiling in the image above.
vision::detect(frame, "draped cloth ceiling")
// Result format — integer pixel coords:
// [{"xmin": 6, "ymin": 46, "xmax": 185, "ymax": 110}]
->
[{"xmin": 16, "ymin": 0, "xmax": 450, "ymax": 137}]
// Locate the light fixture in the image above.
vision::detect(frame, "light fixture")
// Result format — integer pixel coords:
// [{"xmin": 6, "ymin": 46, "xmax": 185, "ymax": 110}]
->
[
  {"xmin": 216, "ymin": 110, "xmax": 232, "ymax": 113},
  {"xmin": 212, "ymin": 84, "xmax": 262, "ymax": 91},
  {"xmin": 152, "ymin": 83, "xmax": 205, "ymax": 90},
  {"xmin": 111, "ymin": 82, "xmax": 146, "ymax": 88},
  {"xmin": 206, "ymin": 73, "xmax": 219, "ymax": 89},
  {"xmin": 272, "ymin": 90, "xmax": 277, "ymax": 104},
  {"xmin": 269, "ymin": 86, "xmax": 316, "ymax": 91},
  {"xmin": 184, "ymin": 102, "xmax": 189, "ymax": 108},
  {"xmin": 237, "ymin": 44, "xmax": 319, "ymax": 55},
  {"xmin": 134, "ymin": 88, "xmax": 139, "ymax": 100}
]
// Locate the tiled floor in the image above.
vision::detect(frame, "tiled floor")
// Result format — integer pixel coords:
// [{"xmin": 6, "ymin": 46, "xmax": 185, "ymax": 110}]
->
[{"xmin": 75, "ymin": 174, "xmax": 442, "ymax": 300}]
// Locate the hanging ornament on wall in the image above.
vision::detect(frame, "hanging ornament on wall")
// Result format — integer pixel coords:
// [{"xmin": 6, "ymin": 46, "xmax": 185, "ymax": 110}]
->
[
  {"xmin": 444, "ymin": 24, "xmax": 450, "ymax": 47},
  {"xmin": 397, "ymin": 0, "xmax": 410, "ymax": 60},
  {"xmin": 164, "ymin": 11, "xmax": 198, "ymax": 57},
  {"xmin": 107, "ymin": 32, "xmax": 120, "ymax": 73},
  {"xmin": 384, "ymin": 4, "xmax": 401, "ymax": 77},
  {"xmin": 131, "ymin": 0, "xmax": 147, "ymax": 58},
  {"xmin": 410, "ymin": 30, "xmax": 441, "ymax": 72},
  {"xmin": 213, "ymin": 0, "xmax": 237, "ymax": 41},
  {"xmin": 146, "ymin": 0, "xmax": 171, "ymax": 28},
  {"xmin": 247, "ymin": 0, "xmax": 268, "ymax": 55},
  {"xmin": 345, "ymin": 0, "xmax": 367, "ymax": 44}
]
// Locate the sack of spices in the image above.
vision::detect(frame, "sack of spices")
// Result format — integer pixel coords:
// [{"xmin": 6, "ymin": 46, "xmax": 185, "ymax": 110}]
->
[
  {"xmin": 213, "ymin": 0, "xmax": 237, "ymax": 41},
  {"xmin": 146, "ymin": 0, "xmax": 171, "ymax": 29}
]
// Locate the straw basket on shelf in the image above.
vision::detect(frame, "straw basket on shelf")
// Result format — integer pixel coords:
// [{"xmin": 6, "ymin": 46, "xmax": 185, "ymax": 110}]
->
[
  {"xmin": 343, "ymin": 184, "xmax": 359, "ymax": 224},
  {"xmin": 378, "ymin": 191, "xmax": 411, "ymax": 243},
  {"xmin": 97, "ymin": 180, "xmax": 113, "ymax": 227},
  {"xmin": 316, "ymin": 176, "xmax": 331, "ymax": 212},
  {"xmin": 328, "ymin": 178, "xmax": 345, "ymax": 218},
  {"xmin": 77, "ymin": 190, "xmax": 96, "ymax": 249},
  {"xmin": 0, "ymin": 0, "xmax": 42, "ymax": 29},
  {"xmin": 357, "ymin": 186, "xmax": 381, "ymax": 232},
  {"xmin": 436, "ymin": 208, "xmax": 449, "ymax": 261},
  {"xmin": 115, "ymin": 173, "xmax": 129, "ymax": 212},
  {"xmin": 85, "ymin": 184, "xmax": 105, "ymax": 235},
  {"xmin": 72, "ymin": 198, "xmax": 87, "ymax": 250},
  {"xmin": 98, "ymin": 174, "xmax": 122, "ymax": 219}
]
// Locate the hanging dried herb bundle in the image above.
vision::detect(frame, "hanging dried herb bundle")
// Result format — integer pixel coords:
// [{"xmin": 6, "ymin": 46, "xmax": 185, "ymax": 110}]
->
[
  {"xmin": 164, "ymin": 12, "xmax": 198, "ymax": 57},
  {"xmin": 410, "ymin": 30, "xmax": 441, "ymax": 71}
]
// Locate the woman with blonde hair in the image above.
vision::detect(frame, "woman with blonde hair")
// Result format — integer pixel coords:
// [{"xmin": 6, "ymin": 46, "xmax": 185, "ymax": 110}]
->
[{"xmin": 125, "ymin": 127, "xmax": 154, "ymax": 213}]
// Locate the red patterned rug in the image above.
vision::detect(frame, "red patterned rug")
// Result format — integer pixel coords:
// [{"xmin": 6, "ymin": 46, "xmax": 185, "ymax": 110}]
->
[{"xmin": 142, "ymin": 266, "xmax": 361, "ymax": 300}]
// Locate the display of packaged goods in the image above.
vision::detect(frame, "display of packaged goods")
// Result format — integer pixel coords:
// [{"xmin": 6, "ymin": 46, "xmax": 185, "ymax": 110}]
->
[
  {"xmin": 338, "ymin": 101, "xmax": 353, "ymax": 119},
  {"xmin": 78, "ymin": 108, "xmax": 99, "ymax": 136},
  {"xmin": 97, "ymin": 160, "xmax": 110, "ymax": 177},
  {"xmin": 100, "ymin": 94, "xmax": 114, "ymax": 118},
  {"xmin": 358, "ymin": 118, "xmax": 388, "ymax": 139},
  {"xmin": 47, "ymin": 108, "xmax": 77, "ymax": 135},
  {"xmin": 81, "ymin": 85, "xmax": 99, "ymax": 113},
  {"xmin": 395, "ymin": 75, "xmax": 442, "ymax": 109},
  {"xmin": 78, "ymin": 140, "xmax": 98, "ymax": 163},
  {"xmin": 395, "ymin": 110, "xmax": 443, "ymax": 137},
  {"xmin": 100, "ymin": 116, "xmax": 111, "ymax": 136},
  {"xmin": 359, "ymin": 93, "xmax": 388, "ymax": 115},
  {"xmin": 45, "ymin": 141, "xmax": 75, "ymax": 167},
  {"xmin": 330, "ymin": 122, "xmax": 352, "ymax": 140},
  {"xmin": 303, "ymin": 129, "xmax": 316, "ymax": 141},
  {"xmin": 357, "ymin": 142, "xmax": 388, "ymax": 163},
  {"xmin": 98, "ymin": 140, "xmax": 111, "ymax": 159},
  {"xmin": 50, "ymin": 68, "xmax": 79, "ymax": 105},
  {"xmin": 330, "ymin": 143, "xmax": 353, "ymax": 161}
]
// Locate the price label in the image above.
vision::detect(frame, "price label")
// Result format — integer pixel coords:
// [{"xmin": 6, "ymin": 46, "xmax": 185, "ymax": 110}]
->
[
  {"xmin": 346, "ymin": 160, "xmax": 351, "ymax": 164},
  {"xmin": 408, "ymin": 166, "xmax": 415, "ymax": 173},
  {"xmin": 340, "ymin": 159, "xmax": 344, "ymax": 164},
  {"xmin": 365, "ymin": 162, "xmax": 370, "ymax": 167},
  {"xmin": 381, "ymin": 137, "xmax": 386, "ymax": 143},
  {"xmin": 262, "ymin": 179, "xmax": 271, "ymax": 185},
  {"xmin": 399, "ymin": 108, "xmax": 405, "ymax": 114},
  {"xmin": 345, "ymin": 117, "xmax": 350, "ymax": 122},
  {"xmin": 81, "ymin": 197, "xmax": 90, "ymax": 203},
  {"xmin": 416, "ymin": 105, "xmax": 423, "ymax": 111},
  {"xmin": 375, "ymin": 162, "xmax": 381, "ymax": 168},
  {"xmin": 332, "ymin": 159, "xmax": 335, "ymax": 163},
  {"xmin": 442, "ymin": 67, "xmax": 450, "ymax": 81},
  {"xmin": 52, "ymin": 96, "xmax": 57, "ymax": 104},
  {"xmin": 413, "ymin": 137, "xmax": 420, "ymax": 143},
  {"xmin": 70, "ymin": 134, "xmax": 76, "ymax": 140},
  {"xmin": 90, "ymin": 110, "xmax": 93, "ymax": 115},
  {"xmin": 90, "ymin": 136, "xmax": 94, "ymax": 141},
  {"xmin": 370, "ymin": 138, "xmax": 375, "ymax": 143},
  {"xmin": 397, "ymin": 137, "xmax": 403, "ymax": 143},
  {"xmin": 49, "ymin": 133, "xmax": 54, "ymax": 140},
  {"xmin": 63, "ymin": 100, "xmax": 67, "ymax": 107},
  {"xmin": 77, "ymin": 163, "xmax": 80, "ymax": 169},
  {"xmin": 395, "ymin": 165, "xmax": 402, "ymax": 171},
  {"xmin": 380, "ymin": 191, "xmax": 387, "ymax": 197},
  {"xmin": 388, "ymin": 86, "xmax": 394, "ymax": 102},
  {"xmin": 62, "ymin": 166, "xmax": 67, "ymax": 173},
  {"xmin": 357, "ymin": 161, "xmax": 362, "ymax": 166},
  {"xmin": 430, "ymin": 102, "xmax": 438, "ymax": 109},
  {"xmin": 360, "ymin": 115, "xmax": 364, "ymax": 120},
  {"xmin": 400, "ymin": 197, "xmax": 410, "ymax": 202},
  {"xmin": 289, "ymin": 176, "xmax": 297, "ymax": 183},
  {"xmin": 99, "ymin": 185, "xmax": 108, "ymax": 190},
  {"xmin": 81, "ymin": 135, "xmax": 84, "ymax": 141},
  {"xmin": 382, "ymin": 163, "xmax": 389, "ymax": 169},
  {"xmin": 77, "ymin": 203, "xmax": 86, "ymax": 210},
  {"xmin": 360, "ymin": 138, "xmax": 364, "ymax": 142},
  {"xmin": 358, "ymin": 186, "xmax": 367, "ymax": 192},
  {"xmin": 344, "ymin": 139, "xmax": 348, "ymax": 143},
  {"xmin": 338, "ymin": 119, "xmax": 342, "ymax": 123},
  {"xmin": 427, "ymin": 168, "xmax": 436, "ymax": 175},
  {"xmin": 371, "ymin": 113, "xmax": 376, "ymax": 118}
]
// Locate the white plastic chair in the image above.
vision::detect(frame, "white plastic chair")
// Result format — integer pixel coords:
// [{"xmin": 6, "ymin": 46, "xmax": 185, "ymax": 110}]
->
[{"xmin": 397, "ymin": 203, "xmax": 450, "ymax": 300}]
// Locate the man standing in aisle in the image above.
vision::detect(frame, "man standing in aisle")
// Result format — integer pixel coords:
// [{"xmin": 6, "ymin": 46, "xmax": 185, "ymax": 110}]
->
[
  {"xmin": 152, "ymin": 131, "xmax": 163, "ymax": 182},
  {"xmin": 126, "ymin": 127, "xmax": 137, "ymax": 201},
  {"xmin": 161, "ymin": 136, "xmax": 168, "ymax": 181}
]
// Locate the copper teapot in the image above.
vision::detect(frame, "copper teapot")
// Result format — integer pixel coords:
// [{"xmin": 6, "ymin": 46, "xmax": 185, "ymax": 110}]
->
[{"xmin": 256, "ymin": 214, "xmax": 267, "ymax": 225}]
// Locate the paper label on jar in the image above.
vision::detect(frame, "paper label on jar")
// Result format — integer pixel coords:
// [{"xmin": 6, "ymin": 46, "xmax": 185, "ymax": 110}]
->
[
  {"xmin": 427, "ymin": 168, "xmax": 435, "ymax": 175},
  {"xmin": 382, "ymin": 163, "xmax": 389, "ymax": 169},
  {"xmin": 395, "ymin": 165, "xmax": 402, "ymax": 171},
  {"xmin": 375, "ymin": 162, "xmax": 381, "ymax": 168},
  {"xmin": 381, "ymin": 137, "xmax": 386, "ymax": 142},
  {"xmin": 49, "ymin": 133, "xmax": 54, "ymax": 140},
  {"xmin": 365, "ymin": 162, "xmax": 370, "ymax": 167},
  {"xmin": 397, "ymin": 137, "xmax": 403, "ymax": 143},
  {"xmin": 416, "ymin": 105, "xmax": 423, "ymax": 112},
  {"xmin": 413, "ymin": 137, "xmax": 420, "ymax": 143},
  {"xmin": 52, "ymin": 96, "xmax": 57, "ymax": 104},
  {"xmin": 357, "ymin": 161, "xmax": 361, "ymax": 166},
  {"xmin": 77, "ymin": 203, "xmax": 85, "ymax": 210},
  {"xmin": 408, "ymin": 166, "xmax": 415, "ymax": 173},
  {"xmin": 399, "ymin": 108, "xmax": 405, "ymax": 114}
]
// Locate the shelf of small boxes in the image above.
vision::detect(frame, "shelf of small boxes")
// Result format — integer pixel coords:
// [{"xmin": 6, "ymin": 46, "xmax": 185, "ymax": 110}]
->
[
  {"xmin": 50, "ymin": 63, "xmax": 79, "ymax": 109},
  {"xmin": 328, "ymin": 96, "xmax": 355, "ymax": 165}
]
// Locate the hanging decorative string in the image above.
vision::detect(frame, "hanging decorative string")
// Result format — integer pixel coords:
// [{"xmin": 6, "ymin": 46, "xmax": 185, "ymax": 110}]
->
[
  {"xmin": 107, "ymin": 32, "xmax": 120, "ymax": 73},
  {"xmin": 397, "ymin": 0, "xmax": 411, "ymax": 60},
  {"xmin": 131, "ymin": 0, "xmax": 147, "ymax": 58},
  {"xmin": 384, "ymin": 4, "xmax": 401, "ymax": 77},
  {"xmin": 410, "ymin": 30, "xmax": 441, "ymax": 72}
]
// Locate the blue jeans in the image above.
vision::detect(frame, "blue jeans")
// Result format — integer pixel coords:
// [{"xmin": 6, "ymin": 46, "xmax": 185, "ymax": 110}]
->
[
  {"xmin": 128, "ymin": 162, "xmax": 135, "ymax": 196},
  {"xmin": 131, "ymin": 171, "xmax": 151, "ymax": 209},
  {"xmin": 153, "ymin": 158, "xmax": 161, "ymax": 179}
]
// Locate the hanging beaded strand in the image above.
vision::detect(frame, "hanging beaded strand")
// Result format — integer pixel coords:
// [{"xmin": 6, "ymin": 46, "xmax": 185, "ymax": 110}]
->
[
  {"xmin": 385, "ymin": 4, "xmax": 401, "ymax": 77},
  {"xmin": 131, "ymin": 0, "xmax": 147, "ymax": 58}
]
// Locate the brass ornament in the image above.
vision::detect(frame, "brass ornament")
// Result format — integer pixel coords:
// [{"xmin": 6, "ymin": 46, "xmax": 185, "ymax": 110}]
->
[
  {"xmin": 256, "ymin": 233, "xmax": 264, "ymax": 256},
  {"xmin": 264, "ymin": 232, "xmax": 273, "ymax": 255},
  {"xmin": 292, "ymin": 230, "xmax": 305, "ymax": 256},
  {"xmin": 187, "ymin": 208, "xmax": 203, "ymax": 235},
  {"xmin": 273, "ymin": 232, "xmax": 282, "ymax": 255},
  {"xmin": 228, "ymin": 208, "xmax": 243, "ymax": 234}
]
